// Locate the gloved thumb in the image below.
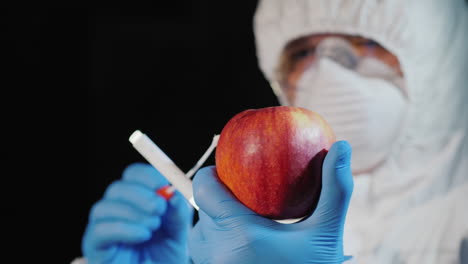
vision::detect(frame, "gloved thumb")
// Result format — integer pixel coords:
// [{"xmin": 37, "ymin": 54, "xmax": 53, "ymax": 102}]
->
[
  {"xmin": 192, "ymin": 166, "xmax": 254, "ymax": 225},
  {"xmin": 300, "ymin": 140, "xmax": 353, "ymax": 229}
]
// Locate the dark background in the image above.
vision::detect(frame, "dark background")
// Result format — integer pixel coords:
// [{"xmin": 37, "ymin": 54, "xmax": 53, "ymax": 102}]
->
[
  {"xmin": 85, "ymin": 2, "xmax": 279, "ymax": 263},
  {"xmin": 4, "ymin": 3, "xmax": 468, "ymax": 264},
  {"xmin": 4, "ymin": 3, "xmax": 279, "ymax": 263}
]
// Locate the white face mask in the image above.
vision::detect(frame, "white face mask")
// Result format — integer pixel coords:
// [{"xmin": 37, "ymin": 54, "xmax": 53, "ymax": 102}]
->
[{"xmin": 292, "ymin": 58, "xmax": 407, "ymax": 173}]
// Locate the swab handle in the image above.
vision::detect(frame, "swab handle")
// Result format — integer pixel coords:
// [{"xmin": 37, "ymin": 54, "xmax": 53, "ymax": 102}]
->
[{"xmin": 129, "ymin": 130, "xmax": 198, "ymax": 210}]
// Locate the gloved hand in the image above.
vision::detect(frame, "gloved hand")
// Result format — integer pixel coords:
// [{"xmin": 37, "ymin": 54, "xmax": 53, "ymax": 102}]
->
[
  {"xmin": 189, "ymin": 140, "xmax": 354, "ymax": 264},
  {"xmin": 82, "ymin": 163, "xmax": 193, "ymax": 264}
]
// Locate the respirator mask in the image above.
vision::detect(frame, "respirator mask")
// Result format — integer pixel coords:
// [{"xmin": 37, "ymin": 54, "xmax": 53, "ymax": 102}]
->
[{"xmin": 289, "ymin": 37, "xmax": 407, "ymax": 173}]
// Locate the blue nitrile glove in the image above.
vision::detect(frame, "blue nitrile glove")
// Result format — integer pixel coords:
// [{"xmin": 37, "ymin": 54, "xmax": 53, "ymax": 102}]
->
[
  {"xmin": 189, "ymin": 141, "xmax": 354, "ymax": 264},
  {"xmin": 82, "ymin": 163, "xmax": 193, "ymax": 264}
]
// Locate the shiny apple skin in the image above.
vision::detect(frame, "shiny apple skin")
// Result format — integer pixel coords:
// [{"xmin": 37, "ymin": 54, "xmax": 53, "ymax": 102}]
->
[{"xmin": 215, "ymin": 106, "xmax": 336, "ymax": 220}]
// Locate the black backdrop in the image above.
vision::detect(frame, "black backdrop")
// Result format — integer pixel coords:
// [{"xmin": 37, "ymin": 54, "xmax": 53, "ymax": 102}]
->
[
  {"xmin": 5, "ymin": 3, "xmax": 468, "ymax": 263},
  {"xmin": 85, "ymin": 3, "xmax": 280, "ymax": 263},
  {"xmin": 4, "ymin": 3, "xmax": 280, "ymax": 263},
  {"xmin": 87, "ymin": 3, "xmax": 279, "ymax": 262}
]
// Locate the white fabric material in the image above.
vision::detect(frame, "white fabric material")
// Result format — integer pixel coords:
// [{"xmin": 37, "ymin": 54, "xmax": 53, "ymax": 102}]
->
[
  {"xmin": 70, "ymin": 257, "xmax": 86, "ymax": 264},
  {"xmin": 355, "ymin": 57, "xmax": 406, "ymax": 92},
  {"xmin": 294, "ymin": 58, "xmax": 407, "ymax": 173},
  {"xmin": 343, "ymin": 257, "xmax": 358, "ymax": 264},
  {"xmin": 254, "ymin": 0, "xmax": 468, "ymax": 263}
]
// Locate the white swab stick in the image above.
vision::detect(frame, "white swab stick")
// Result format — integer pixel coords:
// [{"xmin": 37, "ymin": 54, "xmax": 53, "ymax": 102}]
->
[
  {"xmin": 129, "ymin": 130, "xmax": 198, "ymax": 210},
  {"xmin": 185, "ymin": 134, "xmax": 219, "ymax": 179}
]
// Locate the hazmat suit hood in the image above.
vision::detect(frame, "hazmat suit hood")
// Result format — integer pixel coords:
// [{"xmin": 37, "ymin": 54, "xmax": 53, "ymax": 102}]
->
[{"xmin": 254, "ymin": 0, "xmax": 468, "ymax": 263}]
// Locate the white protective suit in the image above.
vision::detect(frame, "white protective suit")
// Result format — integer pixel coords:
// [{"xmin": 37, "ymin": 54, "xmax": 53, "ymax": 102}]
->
[{"xmin": 254, "ymin": 0, "xmax": 468, "ymax": 263}]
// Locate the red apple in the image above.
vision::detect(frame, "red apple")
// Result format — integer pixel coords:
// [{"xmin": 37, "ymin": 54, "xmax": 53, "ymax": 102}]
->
[{"xmin": 215, "ymin": 106, "xmax": 335, "ymax": 220}]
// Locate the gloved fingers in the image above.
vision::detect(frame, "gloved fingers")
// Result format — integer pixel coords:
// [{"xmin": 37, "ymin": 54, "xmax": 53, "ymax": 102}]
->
[
  {"xmin": 89, "ymin": 199, "xmax": 162, "ymax": 231},
  {"xmin": 299, "ymin": 140, "xmax": 353, "ymax": 228},
  {"xmin": 188, "ymin": 222, "xmax": 209, "ymax": 264},
  {"xmin": 122, "ymin": 162, "xmax": 169, "ymax": 190},
  {"xmin": 192, "ymin": 166, "xmax": 255, "ymax": 225},
  {"xmin": 161, "ymin": 191, "xmax": 194, "ymax": 240},
  {"xmin": 86, "ymin": 221, "xmax": 151, "ymax": 249},
  {"xmin": 196, "ymin": 210, "xmax": 221, "ymax": 238},
  {"xmin": 104, "ymin": 180, "xmax": 168, "ymax": 216}
]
